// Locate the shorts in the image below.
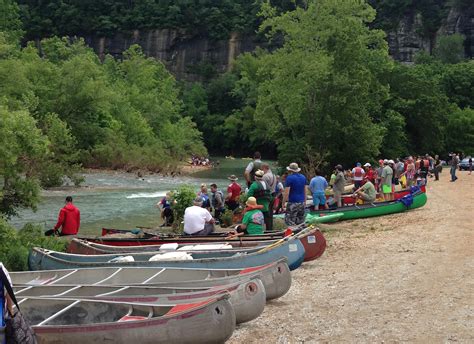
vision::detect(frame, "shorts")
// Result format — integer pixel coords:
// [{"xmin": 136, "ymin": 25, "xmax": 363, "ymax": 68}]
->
[
  {"xmin": 285, "ymin": 202, "xmax": 305, "ymax": 226},
  {"xmin": 312, "ymin": 192, "xmax": 326, "ymax": 206},
  {"xmin": 360, "ymin": 193, "xmax": 376, "ymax": 202},
  {"xmin": 382, "ymin": 184, "xmax": 392, "ymax": 194}
]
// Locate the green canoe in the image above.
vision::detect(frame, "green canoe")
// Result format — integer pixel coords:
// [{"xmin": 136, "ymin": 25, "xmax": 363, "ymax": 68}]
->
[{"xmin": 306, "ymin": 191, "xmax": 427, "ymax": 221}]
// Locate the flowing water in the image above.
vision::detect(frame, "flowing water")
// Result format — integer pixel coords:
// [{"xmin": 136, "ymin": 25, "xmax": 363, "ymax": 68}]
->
[{"xmin": 10, "ymin": 157, "xmax": 275, "ymax": 236}]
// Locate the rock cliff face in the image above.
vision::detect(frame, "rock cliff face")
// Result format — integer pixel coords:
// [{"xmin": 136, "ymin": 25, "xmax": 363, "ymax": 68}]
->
[
  {"xmin": 84, "ymin": 30, "xmax": 259, "ymax": 81},
  {"xmin": 387, "ymin": 6, "xmax": 474, "ymax": 63},
  {"xmin": 82, "ymin": 6, "xmax": 473, "ymax": 80}
]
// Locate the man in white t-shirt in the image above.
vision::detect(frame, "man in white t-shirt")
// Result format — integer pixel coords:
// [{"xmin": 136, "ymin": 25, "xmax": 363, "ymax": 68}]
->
[{"xmin": 183, "ymin": 197, "xmax": 215, "ymax": 235}]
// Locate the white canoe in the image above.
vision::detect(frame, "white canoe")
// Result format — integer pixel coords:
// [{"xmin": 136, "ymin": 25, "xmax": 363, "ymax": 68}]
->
[
  {"xmin": 18, "ymin": 295, "xmax": 235, "ymax": 344},
  {"xmin": 10, "ymin": 259, "xmax": 291, "ymax": 300},
  {"xmin": 15, "ymin": 277, "xmax": 265, "ymax": 324}
]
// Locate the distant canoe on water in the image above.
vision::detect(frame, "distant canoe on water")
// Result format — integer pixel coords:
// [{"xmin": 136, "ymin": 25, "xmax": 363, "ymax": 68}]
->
[
  {"xmin": 13, "ymin": 259, "xmax": 291, "ymax": 301},
  {"xmin": 17, "ymin": 295, "xmax": 235, "ymax": 344},
  {"xmin": 14, "ymin": 277, "xmax": 266, "ymax": 324}
]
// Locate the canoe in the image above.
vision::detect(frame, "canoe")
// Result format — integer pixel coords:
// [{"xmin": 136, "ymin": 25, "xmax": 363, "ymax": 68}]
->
[
  {"xmin": 17, "ymin": 295, "xmax": 235, "ymax": 344},
  {"xmin": 29, "ymin": 233, "xmax": 306, "ymax": 271},
  {"xmin": 340, "ymin": 185, "xmax": 426, "ymax": 205},
  {"xmin": 70, "ymin": 227, "xmax": 326, "ymax": 262},
  {"xmin": 306, "ymin": 190, "xmax": 427, "ymax": 221},
  {"xmin": 13, "ymin": 259, "xmax": 291, "ymax": 300},
  {"xmin": 14, "ymin": 277, "xmax": 266, "ymax": 324}
]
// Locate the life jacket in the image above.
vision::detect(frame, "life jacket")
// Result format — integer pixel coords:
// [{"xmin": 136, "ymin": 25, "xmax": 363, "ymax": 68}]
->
[
  {"xmin": 211, "ymin": 190, "xmax": 224, "ymax": 209},
  {"xmin": 199, "ymin": 192, "xmax": 210, "ymax": 208},
  {"xmin": 354, "ymin": 167, "xmax": 364, "ymax": 178},
  {"xmin": 254, "ymin": 181, "xmax": 272, "ymax": 201}
]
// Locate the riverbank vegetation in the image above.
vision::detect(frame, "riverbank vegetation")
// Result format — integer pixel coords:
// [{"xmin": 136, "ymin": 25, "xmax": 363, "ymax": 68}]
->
[{"xmin": 1, "ymin": 0, "xmax": 473, "ymax": 220}]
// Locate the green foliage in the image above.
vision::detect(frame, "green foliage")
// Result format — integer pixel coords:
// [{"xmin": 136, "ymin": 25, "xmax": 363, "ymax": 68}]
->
[
  {"xmin": 171, "ymin": 185, "xmax": 196, "ymax": 226},
  {"xmin": 0, "ymin": 219, "xmax": 67, "ymax": 271},
  {"xmin": 17, "ymin": 0, "xmax": 263, "ymax": 41},
  {"xmin": 445, "ymin": 107, "xmax": 474, "ymax": 154},
  {"xmin": 0, "ymin": 0, "xmax": 23, "ymax": 44},
  {"xmin": 220, "ymin": 209, "xmax": 234, "ymax": 228},
  {"xmin": 440, "ymin": 61, "xmax": 474, "ymax": 109},
  {"xmin": 249, "ymin": 0, "xmax": 390, "ymax": 168},
  {"xmin": 0, "ymin": 104, "xmax": 48, "ymax": 217},
  {"xmin": 0, "ymin": 37, "xmax": 206, "ymax": 179},
  {"xmin": 434, "ymin": 34, "xmax": 466, "ymax": 64}
]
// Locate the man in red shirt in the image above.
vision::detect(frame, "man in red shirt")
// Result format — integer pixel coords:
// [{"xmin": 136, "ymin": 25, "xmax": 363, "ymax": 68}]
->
[
  {"xmin": 53, "ymin": 196, "xmax": 81, "ymax": 236},
  {"xmin": 363, "ymin": 163, "xmax": 377, "ymax": 185},
  {"xmin": 225, "ymin": 175, "xmax": 241, "ymax": 211}
]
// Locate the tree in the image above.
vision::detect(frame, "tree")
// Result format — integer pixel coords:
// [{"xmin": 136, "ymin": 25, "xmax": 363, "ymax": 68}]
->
[
  {"xmin": 434, "ymin": 34, "xmax": 466, "ymax": 64},
  {"xmin": 250, "ymin": 0, "xmax": 392, "ymax": 168},
  {"xmin": 0, "ymin": 104, "xmax": 49, "ymax": 217},
  {"xmin": 445, "ymin": 107, "xmax": 474, "ymax": 154}
]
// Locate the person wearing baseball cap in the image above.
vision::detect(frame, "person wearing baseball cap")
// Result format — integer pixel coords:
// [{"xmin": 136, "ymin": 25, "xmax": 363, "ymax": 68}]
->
[
  {"xmin": 363, "ymin": 163, "xmax": 376, "ymax": 185},
  {"xmin": 381, "ymin": 159, "xmax": 394, "ymax": 201}
]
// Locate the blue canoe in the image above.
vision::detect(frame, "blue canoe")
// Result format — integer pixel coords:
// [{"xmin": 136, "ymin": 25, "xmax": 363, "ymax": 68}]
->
[{"xmin": 28, "ymin": 235, "xmax": 306, "ymax": 271}]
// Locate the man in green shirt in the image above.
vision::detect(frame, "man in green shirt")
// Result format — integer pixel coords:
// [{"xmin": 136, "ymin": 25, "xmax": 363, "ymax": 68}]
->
[
  {"xmin": 227, "ymin": 197, "xmax": 264, "ymax": 237},
  {"xmin": 352, "ymin": 180, "xmax": 376, "ymax": 203},
  {"xmin": 247, "ymin": 170, "xmax": 272, "ymax": 229}
]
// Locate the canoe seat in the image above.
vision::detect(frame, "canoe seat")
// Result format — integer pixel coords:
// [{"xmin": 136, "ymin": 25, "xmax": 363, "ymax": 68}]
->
[{"xmin": 118, "ymin": 315, "xmax": 147, "ymax": 322}]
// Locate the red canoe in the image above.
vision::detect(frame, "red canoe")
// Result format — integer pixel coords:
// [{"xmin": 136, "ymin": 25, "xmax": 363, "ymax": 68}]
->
[{"xmin": 74, "ymin": 227, "xmax": 326, "ymax": 262}]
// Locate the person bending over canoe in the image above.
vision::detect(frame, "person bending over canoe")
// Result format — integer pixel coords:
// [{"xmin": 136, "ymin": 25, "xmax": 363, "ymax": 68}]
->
[
  {"xmin": 52, "ymin": 196, "xmax": 81, "ymax": 236},
  {"xmin": 226, "ymin": 197, "xmax": 264, "ymax": 238},
  {"xmin": 352, "ymin": 180, "xmax": 377, "ymax": 204},
  {"xmin": 183, "ymin": 197, "xmax": 215, "ymax": 236}
]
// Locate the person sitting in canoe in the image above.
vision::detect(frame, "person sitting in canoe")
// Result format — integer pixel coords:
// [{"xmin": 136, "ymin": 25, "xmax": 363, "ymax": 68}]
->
[
  {"xmin": 351, "ymin": 180, "xmax": 377, "ymax": 204},
  {"xmin": 226, "ymin": 197, "xmax": 264, "ymax": 238},
  {"xmin": 183, "ymin": 197, "xmax": 215, "ymax": 236}
]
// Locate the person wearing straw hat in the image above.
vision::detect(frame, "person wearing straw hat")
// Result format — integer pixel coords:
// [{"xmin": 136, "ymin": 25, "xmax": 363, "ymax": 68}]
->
[
  {"xmin": 226, "ymin": 197, "xmax": 264, "ymax": 238},
  {"xmin": 183, "ymin": 197, "xmax": 215, "ymax": 235},
  {"xmin": 247, "ymin": 170, "xmax": 272, "ymax": 230},
  {"xmin": 282, "ymin": 162, "xmax": 308, "ymax": 225},
  {"xmin": 225, "ymin": 175, "xmax": 241, "ymax": 211}
]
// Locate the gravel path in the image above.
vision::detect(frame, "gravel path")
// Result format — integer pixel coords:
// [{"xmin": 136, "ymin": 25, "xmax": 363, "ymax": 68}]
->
[{"xmin": 229, "ymin": 171, "xmax": 473, "ymax": 343}]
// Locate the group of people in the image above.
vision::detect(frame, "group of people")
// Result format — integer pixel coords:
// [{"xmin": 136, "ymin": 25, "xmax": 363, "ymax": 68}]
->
[{"xmin": 190, "ymin": 155, "xmax": 211, "ymax": 166}]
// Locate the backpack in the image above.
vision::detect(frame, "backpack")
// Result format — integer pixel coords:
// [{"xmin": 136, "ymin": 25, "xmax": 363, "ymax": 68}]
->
[{"xmin": 254, "ymin": 181, "xmax": 272, "ymax": 201}]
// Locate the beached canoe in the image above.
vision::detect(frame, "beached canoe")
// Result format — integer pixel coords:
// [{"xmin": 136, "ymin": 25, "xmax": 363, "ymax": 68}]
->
[
  {"xmin": 17, "ymin": 295, "xmax": 235, "ymax": 344},
  {"xmin": 306, "ymin": 190, "xmax": 427, "ymax": 221},
  {"xmin": 340, "ymin": 185, "xmax": 426, "ymax": 205},
  {"xmin": 14, "ymin": 277, "xmax": 266, "ymax": 324},
  {"xmin": 70, "ymin": 227, "xmax": 327, "ymax": 262},
  {"xmin": 29, "ymin": 233, "xmax": 306, "ymax": 271},
  {"xmin": 13, "ymin": 259, "xmax": 291, "ymax": 300}
]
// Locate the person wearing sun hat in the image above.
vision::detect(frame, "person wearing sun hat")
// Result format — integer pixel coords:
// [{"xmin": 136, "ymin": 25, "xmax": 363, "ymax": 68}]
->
[
  {"xmin": 227, "ymin": 197, "xmax": 264, "ymax": 238},
  {"xmin": 225, "ymin": 174, "xmax": 241, "ymax": 211},
  {"xmin": 247, "ymin": 170, "xmax": 272, "ymax": 230},
  {"xmin": 282, "ymin": 162, "xmax": 307, "ymax": 225}
]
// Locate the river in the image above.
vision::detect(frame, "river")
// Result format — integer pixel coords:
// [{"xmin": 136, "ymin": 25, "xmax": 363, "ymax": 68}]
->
[{"xmin": 10, "ymin": 157, "xmax": 274, "ymax": 236}]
